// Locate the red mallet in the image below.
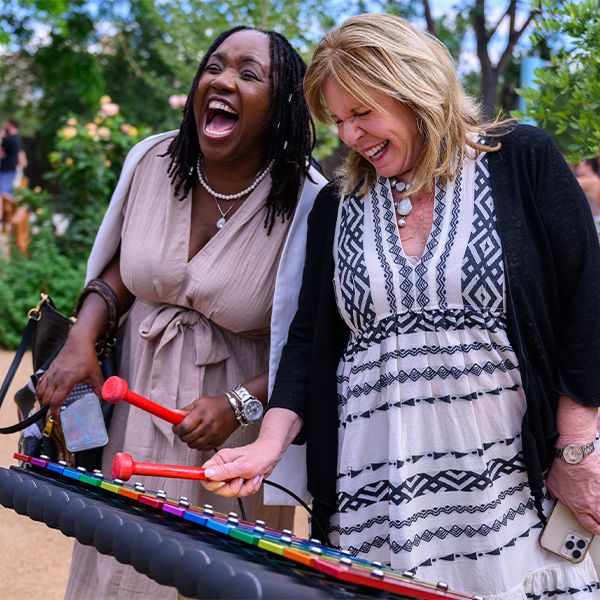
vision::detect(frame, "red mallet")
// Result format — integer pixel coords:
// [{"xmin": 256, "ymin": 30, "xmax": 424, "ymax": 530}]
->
[
  {"xmin": 102, "ymin": 376, "xmax": 184, "ymax": 425},
  {"xmin": 112, "ymin": 452, "xmax": 208, "ymax": 481}
]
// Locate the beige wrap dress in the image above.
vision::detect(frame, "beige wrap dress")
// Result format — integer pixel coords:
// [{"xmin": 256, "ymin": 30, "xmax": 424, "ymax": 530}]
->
[{"xmin": 65, "ymin": 139, "xmax": 294, "ymax": 599}]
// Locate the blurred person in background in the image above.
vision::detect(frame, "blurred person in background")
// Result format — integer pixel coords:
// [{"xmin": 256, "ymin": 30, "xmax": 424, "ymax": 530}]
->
[
  {"xmin": 576, "ymin": 158, "xmax": 600, "ymax": 216},
  {"xmin": 0, "ymin": 119, "xmax": 22, "ymax": 194}
]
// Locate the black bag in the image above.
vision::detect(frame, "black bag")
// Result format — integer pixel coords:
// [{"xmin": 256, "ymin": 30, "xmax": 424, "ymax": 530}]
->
[{"xmin": 0, "ymin": 293, "xmax": 116, "ymax": 470}]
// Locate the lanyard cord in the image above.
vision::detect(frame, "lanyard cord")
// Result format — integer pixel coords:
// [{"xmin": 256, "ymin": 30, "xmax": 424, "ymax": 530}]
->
[
  {"xmin": 263, "ymin": 479, "xmax": 332, "ymax": 546},
  {"xmin": 213, "ymin": 449, "xmax": 331, "ymax": 546},
  {"xmin": 234, "ymin": 480, "xmax": 331, "ymax": 547}
]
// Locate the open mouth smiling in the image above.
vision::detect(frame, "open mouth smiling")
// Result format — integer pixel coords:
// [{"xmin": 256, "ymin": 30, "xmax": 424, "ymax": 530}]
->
[
  {"xmin": 363, "ymin": 140, "xmax": 389, "ymax": 161},
  {"xmin": 204, "ymin": 99, "xmax": 239, "ymax": 138}
]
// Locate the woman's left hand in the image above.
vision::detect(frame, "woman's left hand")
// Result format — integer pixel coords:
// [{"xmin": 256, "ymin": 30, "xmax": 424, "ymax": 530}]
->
[
  {"xmin": 546, "ymin": 452, "xmax": 600, "ymax": 534},
  {"xmin": 173, "ymin": 395, "xmax": 238, "ymax": 451}
]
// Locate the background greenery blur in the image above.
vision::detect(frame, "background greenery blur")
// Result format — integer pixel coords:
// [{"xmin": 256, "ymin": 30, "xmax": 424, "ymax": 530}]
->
[{"xmin": 0, "ymin": 0, "xmax": 598, "ymax": 348}]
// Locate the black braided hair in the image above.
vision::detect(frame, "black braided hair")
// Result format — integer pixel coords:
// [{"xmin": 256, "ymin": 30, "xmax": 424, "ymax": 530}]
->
[{"xmin": 164, "ymin": 26, "xmax": 315, "ymax": 233}]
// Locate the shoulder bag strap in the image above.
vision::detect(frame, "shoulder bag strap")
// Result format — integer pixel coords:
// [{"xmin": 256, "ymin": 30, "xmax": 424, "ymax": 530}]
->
[
  {"xmin": 0, "ymin": 295, "xmax": 53, "ymax": 434},
  {"xmin": 0, "ymin": 317, "xmax": 36, "ymax": 409}
]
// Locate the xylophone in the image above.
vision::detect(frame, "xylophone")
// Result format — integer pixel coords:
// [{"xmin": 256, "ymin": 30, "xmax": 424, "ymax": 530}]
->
[{"xmin": 0, "ymin": 453, "xmax": 481, "ymax": 600}]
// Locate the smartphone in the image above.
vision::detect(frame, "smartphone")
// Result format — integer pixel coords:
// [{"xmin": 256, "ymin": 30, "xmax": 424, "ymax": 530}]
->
[
  {"xmin": 539, "ymin": 501, "xmax": 600, "ymax": 571},
  {"xmin": 59, "ymin": 383, "xmax": 108, "ymax": 452}
]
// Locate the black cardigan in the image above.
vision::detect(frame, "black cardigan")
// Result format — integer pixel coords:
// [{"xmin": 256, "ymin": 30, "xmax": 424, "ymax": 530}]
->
[{"xmin": 270, "ymin": 125, "xmax": 600, "ymax": 534}]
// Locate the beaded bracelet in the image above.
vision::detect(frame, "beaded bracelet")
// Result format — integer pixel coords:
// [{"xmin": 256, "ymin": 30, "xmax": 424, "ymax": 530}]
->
[{"xmin": 73, "ymin": 278, "xmax": 121, "ymax": 358}]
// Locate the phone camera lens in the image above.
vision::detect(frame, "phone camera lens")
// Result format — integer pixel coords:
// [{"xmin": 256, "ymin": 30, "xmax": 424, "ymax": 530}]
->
[
  {"xmin": 576, "ymin": 540, "xmax": 587, "ymax": 549},
  {"xmin": 565, "ymin": 540, "xmax": 575, "ymax": 550},
  {"xmin": 573, "ymin": 549, "xmax": 582, "ymax": 560}
]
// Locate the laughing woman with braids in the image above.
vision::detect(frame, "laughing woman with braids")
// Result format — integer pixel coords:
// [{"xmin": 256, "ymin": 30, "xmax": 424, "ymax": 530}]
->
[{"xmin": 36, "ymin": 27, "xmax": 326, "ymax": 599}]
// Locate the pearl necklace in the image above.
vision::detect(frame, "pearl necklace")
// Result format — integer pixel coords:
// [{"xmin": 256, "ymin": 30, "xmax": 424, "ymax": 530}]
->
[
  {"xmin": 390, "ymin": 178, "xmax": 413, "ymax": 228},
  {"xmin": 196, "ymin": 156, "xmax": 274, "ymax": 201}
]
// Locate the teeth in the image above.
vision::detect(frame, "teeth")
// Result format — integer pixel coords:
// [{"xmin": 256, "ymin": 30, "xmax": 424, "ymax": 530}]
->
[
  {"xmin": 208, "ymin": 100, "xmax": 237, "ymax": 115},
  {"xmin": 365, "ymin": 141, "xmax": 388, "ymax": 158}
]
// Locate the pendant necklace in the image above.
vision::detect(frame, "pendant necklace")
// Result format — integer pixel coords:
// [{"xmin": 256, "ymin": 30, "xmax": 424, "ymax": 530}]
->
[
  {"xmin": 212, "ymin": 196, "xmax": 241, "ymax": 229},
  {"xmin": 196, "ymin": 156, "xmax": 274, "ymax": 229},
  {"xmin": 389, "ymin": 178, "xmax": 413, "ymax": 228}
]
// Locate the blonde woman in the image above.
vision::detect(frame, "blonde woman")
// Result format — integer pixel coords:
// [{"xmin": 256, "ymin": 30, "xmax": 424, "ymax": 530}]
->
[{"xmin": 202, "ymin": 14, "xmax": 600, "ymax": 598}]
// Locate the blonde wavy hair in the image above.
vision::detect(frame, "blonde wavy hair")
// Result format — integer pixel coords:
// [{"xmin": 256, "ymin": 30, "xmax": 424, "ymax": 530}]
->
[{"xmin": 304, "ymin": 13, "xmax": 510, "ymax": 198}]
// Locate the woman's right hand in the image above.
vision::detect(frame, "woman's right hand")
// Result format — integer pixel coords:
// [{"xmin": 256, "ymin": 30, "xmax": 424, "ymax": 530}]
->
[
  {"xmin": 35, "ymin": 330, "xmax": 104, "ymax": 418},
  {"xmin": 201, "ymin": 437, "xmax": 283, "ymax": 497},
  {"xmin": 200, "ymin": 407, "xmax": 303, "ymax": 497}
]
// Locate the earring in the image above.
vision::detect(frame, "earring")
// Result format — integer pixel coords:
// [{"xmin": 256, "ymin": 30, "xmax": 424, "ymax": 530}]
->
[{"xmin": 283, "ymin": 141, "xmax": 288, "ymax": 150}]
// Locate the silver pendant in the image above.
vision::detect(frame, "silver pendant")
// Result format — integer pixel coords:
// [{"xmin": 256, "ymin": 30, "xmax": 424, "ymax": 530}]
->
[
  {"xmin": 396, "ymin": 198, "xmax": 413, "ymax": 217},
  {"xmin": 397, "ymin": 217, "xmax": 407, "ymax": 227},
  {"xmin": 393, "ymin": 180, "xmax": 409, "ymax": 193},
  {"xmin": 216, "ymin": 217, "xmax": 226, "ymax": 229}
]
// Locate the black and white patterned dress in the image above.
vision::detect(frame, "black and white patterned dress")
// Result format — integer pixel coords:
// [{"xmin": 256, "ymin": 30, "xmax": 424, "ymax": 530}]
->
[{"xmin": 330, "ymin": 152, "xmax": 599, "ymax": 598}]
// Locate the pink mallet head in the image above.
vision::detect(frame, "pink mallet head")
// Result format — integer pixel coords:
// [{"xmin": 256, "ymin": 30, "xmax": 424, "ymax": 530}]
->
[
  {"xmin": 102, "ymin": 376, "xmax": 129, "ymax": 404},
  {"xmin": 112, "ymin": 452, "xmax": 134, "ymax": 481}
]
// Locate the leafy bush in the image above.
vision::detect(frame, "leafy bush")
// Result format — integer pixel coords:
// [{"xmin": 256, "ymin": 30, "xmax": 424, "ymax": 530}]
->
[
  {"xmin": 46, "ymin": 97, "xmax": 148, "ymax": 257},
  {"xmin": 0, "ymin": 200, "xmax": 86, "ymax": 348},
  {"xmin": 515, "ymin": 0, "xmax": 600, "ymax": 161},
  {"xmin": 0, "ymin": 98, "xmax": 148, "ymax": 348}
]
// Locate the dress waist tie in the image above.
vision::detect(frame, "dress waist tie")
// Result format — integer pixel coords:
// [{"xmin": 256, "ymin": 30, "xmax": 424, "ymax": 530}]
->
[{"xmin": 137, "ymin": 304, "xmax": 230, "ymax": 443}]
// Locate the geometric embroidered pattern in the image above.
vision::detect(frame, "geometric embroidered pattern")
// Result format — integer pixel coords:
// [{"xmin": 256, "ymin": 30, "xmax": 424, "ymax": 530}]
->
[
  {"xmin": 414, "ymin": 178, "xmax": 446, "ymax": 308},
  {"xmin": 344, "ymin": 506, "xmax": 542, "ymax": 559},
  {"xmin": 337, "ymin": 434, "xmax": 521, "ymax": 479},
  {"xmin": 337, "ymin": 453, "xmax": 527, "ymax": 512},
  {"xmin": 410, "ymin": 520, "xmax": 545, "ymax": 567},
  {"xmin": 377, "ymin": 178, "xmax": 413, "ymax": 311},
  {"xmin": 526, "ymin": 583, "xmax": 600, "ymax": 599},
  {"xmin": 336, "ymin": 195, "xmax": 376, "ymax": 332},
  {"xmin": 346, "ymin": 340, "xmax": 514, "ymax": 375},
  {"xmin": 331, "ymin": 482, "xmax": 531, "ymax": 535},
  {"xmin": 462, "ymin": 155, "xmax": 504, "ymax": 309},
  {"xmin": 338, "ymin": 383, "xmax": 521, "ymax": 416},
  {"xmin": 437, "ymin": 169, "xmax": 463, "ymax": 308},
  {"xmin": 391, "ymin": 500, "xmax": 535, "ymax": 553},
  {"xmin": 344, "ymin": 307, "xmax": 507, "ymax": 355},
  {"xmin": 373, "ymin": 180, "xmax": 400, "ymax": 312},
  {"xmin": 337, "ymin": 434, "xmax": 522, "ymax": 477},
  {"xmin": 338, "ymin": 358, "xmax": 518, "ymax": 400}
]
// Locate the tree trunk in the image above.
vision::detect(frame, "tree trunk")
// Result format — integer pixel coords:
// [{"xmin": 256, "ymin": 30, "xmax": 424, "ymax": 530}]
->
[
  {"xmin": 480, "ymin": 68, "xmax": 498, "ymax": 118},
  {"xmin": 473, "ymin": 0, "xmax": 495, "ymax": 117},
  {"xmin": 470, "ymin": 0, "xmax": 536, "ymax": 116}
]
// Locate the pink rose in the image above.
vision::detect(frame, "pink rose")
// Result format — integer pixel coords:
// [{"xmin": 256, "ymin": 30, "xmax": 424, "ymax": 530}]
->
[
  {"xmin": 101, "ymin": 102, "xmax": 120, "ymax": 116},
  {"xmin": 168, "ymin": 94, "xmax": 187, "ymax": 109}
]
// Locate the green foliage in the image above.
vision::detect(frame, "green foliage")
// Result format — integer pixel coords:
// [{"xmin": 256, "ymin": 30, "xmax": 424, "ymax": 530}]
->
[
  {"xmin": 0, "ymin": 0, "xmax": 349, "ymax": 140},
  {"xmin": 313, "ymin": 122, "xmax": 340, "ymax": 162},
  {"xmin": 45, "ymin": 99, "xmax": 148, "ymax": 257},
  {"xmin": 0, "ymin": 198, "xmax": 86, "ymax": 349},
  {"xmin": 0, "ymin": 100, "xmax": 146, "ymax": 348},
  {"xmin": 515, "ymin": 0, "xmax": 600, "ymax": 161}
]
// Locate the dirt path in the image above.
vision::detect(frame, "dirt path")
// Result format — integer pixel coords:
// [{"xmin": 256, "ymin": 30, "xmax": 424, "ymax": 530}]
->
[{"xmin": 0, "ymin": 349, "xmax": 72, "ymax": 600}]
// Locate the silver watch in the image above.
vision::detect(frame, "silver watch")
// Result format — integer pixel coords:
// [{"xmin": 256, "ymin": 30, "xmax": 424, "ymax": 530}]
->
[
  {"xmin": 555, "ymin": 441, "xmax": 596, "ymax": 465},
  {"xmin": 232, "ymin": 385, "xmax": 264, "ymax": 425}
]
